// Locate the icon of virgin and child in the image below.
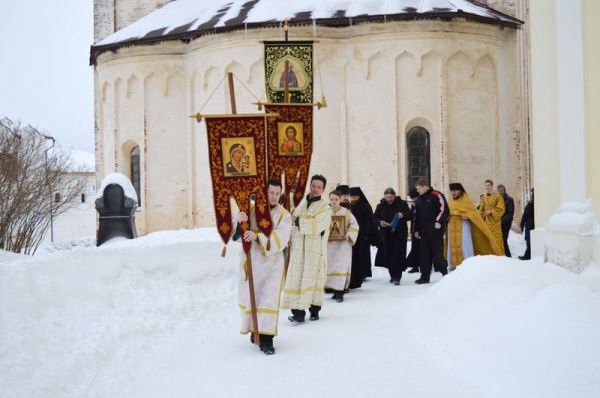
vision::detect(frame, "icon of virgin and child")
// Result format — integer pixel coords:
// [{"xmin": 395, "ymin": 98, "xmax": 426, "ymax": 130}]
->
[{"xmin": 224, "ymin": 142, "xmax": 255, "ymax": 176}]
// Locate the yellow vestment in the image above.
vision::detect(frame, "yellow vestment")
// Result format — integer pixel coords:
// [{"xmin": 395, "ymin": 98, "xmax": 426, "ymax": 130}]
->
[
  {"xmin": 479, "ymin": 192, "xmax": 505, "ymax": 256},
  {"xmin": 446, "ymin": 193, "xmax": 504, "ymax": 266}
]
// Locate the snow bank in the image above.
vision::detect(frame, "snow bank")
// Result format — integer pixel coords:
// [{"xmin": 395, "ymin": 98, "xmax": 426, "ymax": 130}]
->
[
  {"xmin": 0, "ymin": 228, "xmax": 240, "ymax": 398},
  {"xmin": 0, "ymin": 249, "xmax": 28, "ymax": 263},
  {"xmin": 2, "ymin": 228, "xmax": 599, "ymax": 397},
  {"xmin": 414, "ymin": 256, "xmax": 600, "ymax": 398}
]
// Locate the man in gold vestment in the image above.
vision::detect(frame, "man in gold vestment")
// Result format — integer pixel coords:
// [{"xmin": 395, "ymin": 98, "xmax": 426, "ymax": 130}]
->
[
  {"xmin": 479, "ymin": 180, "xmax": 506, "ymax": 256},
  {"xmin": 281, "ymin": 174, "xmax": 332, "ymax": 322},
  {"xmin": 446, "ymin": 183, "xmax": 504, "ymax": 270}
]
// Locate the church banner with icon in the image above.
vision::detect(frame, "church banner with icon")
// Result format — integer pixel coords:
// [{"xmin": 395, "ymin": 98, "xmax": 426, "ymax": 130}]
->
[
  {"xmin": 265, "ymin": 104, "xmax": 313, "ymax": 208},
  {"xmin": 206, "ymin": 116, "xmax": 272, "ymax": 251},
  {"xmin": 264, "ymin": 41, "xmax": 313, "ymax": 103}
]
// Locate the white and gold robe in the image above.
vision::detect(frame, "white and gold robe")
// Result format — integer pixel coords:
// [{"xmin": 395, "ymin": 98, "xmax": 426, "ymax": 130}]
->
[
  {"xmin": 281, "ymin": 197, "xmax": 332, "ymax": 309},
  {"xmin": 237, "ymin": 204, "xmax": 292, "ymax": 336},
  {"xmin": 325, "ymin": 208, "xmax": 359, "ymax": 291}
]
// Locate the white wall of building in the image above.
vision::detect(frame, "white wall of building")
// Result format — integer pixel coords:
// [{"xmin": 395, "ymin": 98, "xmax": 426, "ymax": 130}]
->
[
  {"xmin": 42, "ymin": 173, "xmax": 97, "ymax": 244},
  {"xmin": 94, "ymin": 20, "xmax": 527, "ymax": 235}
]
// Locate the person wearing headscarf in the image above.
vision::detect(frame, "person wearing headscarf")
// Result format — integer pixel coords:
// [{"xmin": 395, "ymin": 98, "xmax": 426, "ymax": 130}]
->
[
  {"xmin": 446, "ymin": 183, "xmax": 504, "ymax": 271},
  {"xmin": 348, "ymin": 186, "xmax": 376, "ymax": 288},
  {"xmin": 373, "ymin": 188, "xmax": 411, "ymax": 285}
]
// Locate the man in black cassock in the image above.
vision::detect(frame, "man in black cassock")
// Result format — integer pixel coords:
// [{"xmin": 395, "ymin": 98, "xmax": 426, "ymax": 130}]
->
[
  {"xmin": 373, "ymin": 188, "xmax": 411, "ymax": 285},
  {"xmin": 348, "ymin": 186, "xmax": 376, "ymax": 289}
]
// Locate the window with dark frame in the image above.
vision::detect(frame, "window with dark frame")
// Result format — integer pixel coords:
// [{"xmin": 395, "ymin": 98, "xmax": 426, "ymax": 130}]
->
[
  {"xmin": 406, "ymin": 126, "xmax": 431, "ymax": 192},
  {"xmin": 131, "ymin": 146, "xmax": 141, "ymax": 205}
]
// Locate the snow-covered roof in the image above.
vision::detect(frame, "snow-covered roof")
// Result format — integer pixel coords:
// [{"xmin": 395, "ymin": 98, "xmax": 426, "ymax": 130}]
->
[
  {"xmin": 91, "ymin": 0, "xmax": 522, "ymax": 63},
  {"xmin": 48, "ymin": 147, "xmax": 95, "ymax": 173},
  {"xmin": 69, "ymin": 149, "xmax": 95, "ymax": 173}
]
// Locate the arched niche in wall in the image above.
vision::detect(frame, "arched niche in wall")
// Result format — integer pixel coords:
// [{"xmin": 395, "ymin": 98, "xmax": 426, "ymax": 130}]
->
[
  {"xmin": 120, "ymin": 139, "xmax": 141, "ymax": 205},
  {"xmin": 406, "ymin": 126, "xmax": 431, "ymax": 192}
]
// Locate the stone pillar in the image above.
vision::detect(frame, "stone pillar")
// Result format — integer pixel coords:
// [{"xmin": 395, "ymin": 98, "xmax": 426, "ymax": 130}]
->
[{"xmin": 529, "ymin": 0, "xmax": 598, "ymax": 272}]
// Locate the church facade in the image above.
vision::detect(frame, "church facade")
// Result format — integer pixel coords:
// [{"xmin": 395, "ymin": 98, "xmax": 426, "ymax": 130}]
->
[{"xmin": 91, "ymin": 0, "xmax": 529, "ymax": 235}]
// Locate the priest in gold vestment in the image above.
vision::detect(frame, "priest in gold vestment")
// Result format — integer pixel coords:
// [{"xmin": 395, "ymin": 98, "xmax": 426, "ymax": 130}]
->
[
  {"xmin": 479, "ymin": 180, "xmax": 506, "ymax": 255},
  {"xmin": 446, "ymin": 183, "xmax": 504, "ymax": 269},
  {"xmin": 282, "ymin": 175, "xmax": 332, "ymax": 322}
]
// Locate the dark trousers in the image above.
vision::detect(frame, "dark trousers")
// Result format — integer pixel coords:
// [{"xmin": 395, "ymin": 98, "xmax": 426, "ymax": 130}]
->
[
  {"xmin": 418, "ymin": 232, "xmax": 447, "ymax": 281},
  {"xmin": 523, "ymin": 235, "xmax": 531, "ymax": 259},
  {"xmin": 501, "ymin": 222, "xmax": 511, "ymax": 257}
]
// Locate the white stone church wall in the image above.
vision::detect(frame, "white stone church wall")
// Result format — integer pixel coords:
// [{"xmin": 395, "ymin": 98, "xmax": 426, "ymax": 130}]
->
[{"xmin": 94, "ymin": 21, "xmax": 526, "ymax": 234}]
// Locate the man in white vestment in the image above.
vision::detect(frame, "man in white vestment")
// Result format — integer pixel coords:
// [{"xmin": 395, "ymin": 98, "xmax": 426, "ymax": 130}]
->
[
  {"xmin": 281, "ymin": 174, "xmax": 332, "ymax": 322},
  {"xmin": 234, "ymin": 180, "xmax": 292, "ymax": 355}
]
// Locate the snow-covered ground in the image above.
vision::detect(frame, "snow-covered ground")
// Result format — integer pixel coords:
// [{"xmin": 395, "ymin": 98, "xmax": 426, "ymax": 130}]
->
[{"xmin": 1, "ymin": 230, "xmax": 599, "ymax": 398}]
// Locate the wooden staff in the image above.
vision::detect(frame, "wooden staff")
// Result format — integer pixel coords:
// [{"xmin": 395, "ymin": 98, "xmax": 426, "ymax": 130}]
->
[
  {"xmin": 244, "ymin": 235, "xmax": 261, "ymax": 347},
  {"xmin": 239, "ymin": 210, "xmax": 260, "ymax": 347},
  {"xmin": 284, "ymin": 171, "xmax": 301, "ymax": 277},
  {"xmin": 229, "ymin": 74, "xmax": 260, "ymax": 346}
]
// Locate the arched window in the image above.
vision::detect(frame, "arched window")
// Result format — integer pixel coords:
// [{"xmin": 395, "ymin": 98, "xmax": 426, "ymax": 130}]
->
[
  {"xmin": 54, "ymin": 192, "xmax": 61, "ymax": 203},
  {"xmin": 407, "ymin": 127, "xmax": 431, "ymax": 191},
  {"xmin": 81, "ymin": 193, "xmax": 86, "ymax": 203},
  {"xmin": 131, "ymin": 146, "xmax": 141, "ymax": 204}
]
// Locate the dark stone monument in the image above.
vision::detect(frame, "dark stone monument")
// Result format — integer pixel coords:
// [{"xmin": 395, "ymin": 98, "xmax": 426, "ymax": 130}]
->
[{"xmin": 95, "ymin": 182, "xmax": 138, "ymax": 246}]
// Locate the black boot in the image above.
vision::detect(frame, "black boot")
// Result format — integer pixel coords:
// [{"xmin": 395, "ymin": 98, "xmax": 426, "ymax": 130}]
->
[
  {"xmin": 259, "ymin": 335, "xmax": 275, "ymax": 355},
  {"xmin": 309, "ymin": 305, "xmax": 320, "ymax": 321},
  {"xmin": 288, "ymin": 309, "xmax": 305, "ymax": 323}
]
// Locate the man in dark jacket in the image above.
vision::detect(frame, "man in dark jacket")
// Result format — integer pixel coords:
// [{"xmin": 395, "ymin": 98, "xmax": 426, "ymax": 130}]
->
[
  {"xmin": 349, "ymin": 186, "xmax": 376, "ymax": 288},
  {"xmin": 519, "ymin": 188, "xmax": 534, "ymax": 260},
  {"xmin": 373, "ymin": 188, "xmax": 411, "ymax": 285},
  {"xmin": 414, "ymin": 179, "xmax": 449, "ymax": 284},
  {"xmin": 497, "ymin": 184, "xmax": 514, "ymax": 257}
]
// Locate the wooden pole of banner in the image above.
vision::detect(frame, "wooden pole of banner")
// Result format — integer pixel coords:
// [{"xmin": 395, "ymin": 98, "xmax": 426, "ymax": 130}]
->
[
  {"xmin": 284, "ymin": 171, "xmax": 301, "ymax": 278},
  {"xmin": 227, "ymin": 72, "xmax": 237, "ymax": 114},
  {"xmin": 244, "ymin": 221, "xmax": 261, "ymax": 347},
  {"xmin": 229, "ymin": 73, "xmax": 260, "ymax": 346},
  {"xmin": 284, "ymin": 19, "xmax": 290, "ymax": 104}
]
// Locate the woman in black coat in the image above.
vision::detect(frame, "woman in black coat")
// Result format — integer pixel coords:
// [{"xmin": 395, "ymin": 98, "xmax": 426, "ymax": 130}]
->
[
  {"xmin": 519, "ymin": 188, "xmax": 534, "ymax": 260},
  {"xmin": 373, "ymin": 188, "xmax": 411, "ymax": 285}
]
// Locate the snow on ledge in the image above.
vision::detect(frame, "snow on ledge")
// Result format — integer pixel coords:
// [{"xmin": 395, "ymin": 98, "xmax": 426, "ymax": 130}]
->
[{"xmin": 546, "ymin": 199, "xmax": 597, "ymax": 235}]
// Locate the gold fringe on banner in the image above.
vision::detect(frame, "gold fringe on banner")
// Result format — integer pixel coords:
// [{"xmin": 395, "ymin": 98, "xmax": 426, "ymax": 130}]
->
[{"xmin": 221, "ymin": 245, "xmax": 227, "ymax": 257}]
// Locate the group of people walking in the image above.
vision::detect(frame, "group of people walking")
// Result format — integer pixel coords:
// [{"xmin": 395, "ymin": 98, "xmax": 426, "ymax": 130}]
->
[{"xmin": 233, "ymin": 175, "xmax": 534, "ymax": 355}]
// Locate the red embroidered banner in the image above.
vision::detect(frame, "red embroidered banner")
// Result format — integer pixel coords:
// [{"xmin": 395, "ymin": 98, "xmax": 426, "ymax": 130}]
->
[
  {"xmin": 206, "ymin": 116, "xmax": 272, "ymax": 252},
  {"xmin": 264, "ymin": 104, "xmax": 313, "ymax": 208}
]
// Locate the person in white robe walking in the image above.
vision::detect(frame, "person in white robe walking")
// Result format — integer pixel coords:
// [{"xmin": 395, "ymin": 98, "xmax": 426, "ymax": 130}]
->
[
  {"xmin": 234, "ymin": 180, "xmax": 292, "ymax": 355},
  {"xmin": 281, "ymin": 174, "xmax": 332, "ymax": 322},
  {"xmin": 325, "ymin": 190, "xmax": 359, "ymax": 302}
]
